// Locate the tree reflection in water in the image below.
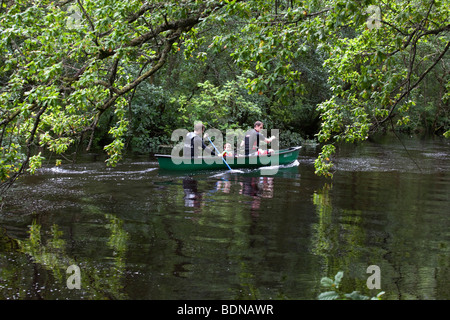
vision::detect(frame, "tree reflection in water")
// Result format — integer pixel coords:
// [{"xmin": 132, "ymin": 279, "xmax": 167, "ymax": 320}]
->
[{"xmin": 6, "ymin": 214, "xmax": 130, "ymax": 299}]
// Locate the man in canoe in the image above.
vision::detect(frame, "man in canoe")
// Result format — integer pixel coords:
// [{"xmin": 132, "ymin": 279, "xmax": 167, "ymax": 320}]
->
[
  {"xmin": 241, "ymin": 121, "xmax": 276, "ymax": 156},
  {"xmin": 183, "ymin": 122, "xmax": 216, "ymax": 158}
]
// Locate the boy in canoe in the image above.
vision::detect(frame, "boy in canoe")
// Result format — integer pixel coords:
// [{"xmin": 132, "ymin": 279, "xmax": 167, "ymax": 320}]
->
[{"xmin": 221, "ymin": 143, "xmax": 234, "ymax": 157}]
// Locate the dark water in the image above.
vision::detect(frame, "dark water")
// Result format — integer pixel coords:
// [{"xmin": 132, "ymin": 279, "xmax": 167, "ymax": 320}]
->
[{"xmin": 1, "ymin": 135, "xmax": 449, "ymax": 300}]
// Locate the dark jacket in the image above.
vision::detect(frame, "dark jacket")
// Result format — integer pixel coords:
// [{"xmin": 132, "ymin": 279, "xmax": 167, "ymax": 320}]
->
[
  {"xmin": 183, "ymin": 132, "xmax": 215, "ymax": 158},
  {"xmin": 243, "ymin": 129, "xmax": 266, "ymax": 155}
]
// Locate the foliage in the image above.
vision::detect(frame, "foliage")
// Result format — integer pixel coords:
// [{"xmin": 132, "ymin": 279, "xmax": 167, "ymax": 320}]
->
[
  {"xmin": 173, "ymin": 76, "xmax": 262, "ymax": 131},
  {"xmin": 27, "ymin": 152, "xmax": 45, "ymax": 174},
  {"xmin": 214, "ymin": 0, "xmax": 450, "ymax": 177},
  {"xmin": 311, "ymin": 0, "xmax": 450, "ymax": 176},
  {"xmin": 213, "ymin": 1, "xmax": 330, "ymax": 136},
  {"xmin": 127, "ymin": 84, "xmax": 172, "ymax": 153},
  {"xmin": 278, "ymin": 129, "xmax": 304, "ymax": 149},
  {"xmin": 314, "ymin": 144, "xmax": 335, "ymax": 178},
  {"xmin": 0, "ymin": 0, "xmax": 235, "ymax": 194},
  {"xmin": 318, "ymin": 271, "xmax": 385, "ymax": 300}
]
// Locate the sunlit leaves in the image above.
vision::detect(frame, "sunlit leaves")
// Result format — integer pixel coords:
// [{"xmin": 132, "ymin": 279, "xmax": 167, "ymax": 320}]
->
[
  {"xmin": 0, "ymin": 143, "xmax": 24, "ymax": 182},
  {"xmin": 1, "ymin": 0, "xmax": 228, "ymax": 188},
  {"xmin": 227, "ymin": 19, "xmax": 305, "ymax": 98},
  {"xmin": 314, "ymin": 144, "xmax": 335, "ymax": 178},
  {"xmin": 26, "ymin": 152, "xmax": 45, "ymax": 174},
  {"xmin": 311, "ymin": 0, "xmax": 450, "ymax": 176},
  {"xmin": 104, "ymin": 97, "xmax": 129, "ymax": 167}
]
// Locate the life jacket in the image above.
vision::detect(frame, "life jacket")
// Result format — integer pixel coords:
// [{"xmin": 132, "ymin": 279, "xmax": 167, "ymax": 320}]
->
[
  {"xmin": 221, "ymin": 150, "xmax": 233, "ymax": 157},
  {"xmin": 256, "ymin": 149, "xmax": 268, "ymax": 156}
]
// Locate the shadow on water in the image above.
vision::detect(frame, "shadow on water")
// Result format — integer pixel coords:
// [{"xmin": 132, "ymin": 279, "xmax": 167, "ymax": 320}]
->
[{"xmin": 0, "ymin": 135, "xmax": 449, "ymax": 300}]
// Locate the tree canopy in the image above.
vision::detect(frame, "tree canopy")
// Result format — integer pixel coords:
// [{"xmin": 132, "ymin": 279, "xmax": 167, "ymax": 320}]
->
[{"xmin": 1, "ymin": 0, "xmax": 449, "ymax": 194}]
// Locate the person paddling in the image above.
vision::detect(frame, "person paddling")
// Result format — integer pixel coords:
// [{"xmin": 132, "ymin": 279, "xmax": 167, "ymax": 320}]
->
[
  {"xmin": 183, "ymin": 122, "xmax": 215, "ymax": 158},
  {"xmin": 241, "ymin": 121, "xmax": 276, "ymax": 156}
]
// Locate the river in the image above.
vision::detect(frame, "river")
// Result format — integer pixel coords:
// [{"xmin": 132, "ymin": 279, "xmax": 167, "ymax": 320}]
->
[{"xmin": 0, "ymin": 134, "xmax": 449, "ymax": 300}]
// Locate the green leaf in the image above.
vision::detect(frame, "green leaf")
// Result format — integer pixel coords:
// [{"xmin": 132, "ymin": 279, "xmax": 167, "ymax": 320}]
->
[
  {"xmin": 320, "ymin": 277, "xmax": 335, "ymax": 288},
  {"xmin": 334, "ymin": 271, "xmax": 344, "ymax": 287}
]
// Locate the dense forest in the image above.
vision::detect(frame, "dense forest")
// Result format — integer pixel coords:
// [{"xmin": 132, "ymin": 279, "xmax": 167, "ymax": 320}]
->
[{"xmin": 1, "ymin": 0, "xmax": 449, "ymax": 194}]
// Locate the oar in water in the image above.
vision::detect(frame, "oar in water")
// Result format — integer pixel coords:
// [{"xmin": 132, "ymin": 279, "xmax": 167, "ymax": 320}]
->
[{"xmin": 207, "ymin": 137, "xmax": 232, "ymax": 171}]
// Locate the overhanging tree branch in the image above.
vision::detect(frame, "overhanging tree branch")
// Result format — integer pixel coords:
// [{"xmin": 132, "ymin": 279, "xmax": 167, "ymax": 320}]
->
[
  {"xmin": 378, "ymin": 40, "xmax": 450, "ymax": 125},
  {"xmin": 96, "ymin": 33, "xmax": 177, "ymax": 113}
]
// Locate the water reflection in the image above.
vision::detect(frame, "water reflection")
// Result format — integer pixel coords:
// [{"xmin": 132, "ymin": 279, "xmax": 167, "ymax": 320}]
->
[
  {"xmin": 1, "ymin": 135, "xmax": 449, "ymax": 300},
  {"xmin": 183, "ymin": 176, "xmax": 275, "ymax": 216},
  {"xmin": 182, "ymin": 175, "xmax": 276, "ymax": 220},
  {"xmin": 310, "ymin": 162, "xmax": 450, "ymax": 299},
  {"xmin": 183, "ymin": 178, "xmax": 203, "ymax": 209},
  {"xmin": 311, "ymin": 183, "xmax": 377, "ymax": 297},
  {"xmin": 311, "ymin": 183, "xmax": 333, "ymax": 260},
  {"xmin": 0, "ymin": 214, "xmax": 130, "ymax": 299},
  {"xmin": 239, "ymin": 177, "xmax": 274, "ymax": 215}
]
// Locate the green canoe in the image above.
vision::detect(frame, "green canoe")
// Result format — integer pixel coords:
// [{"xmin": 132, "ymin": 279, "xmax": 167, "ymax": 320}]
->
[{"xmin": 155, "ymin": 146, "xmax": 301, "ymax": 171}]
